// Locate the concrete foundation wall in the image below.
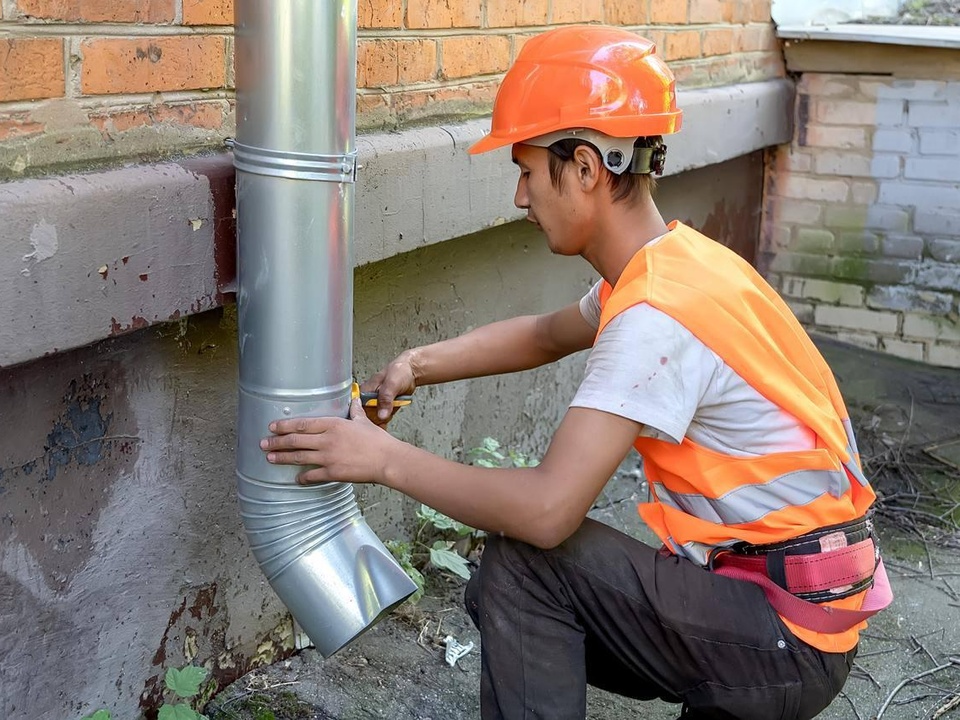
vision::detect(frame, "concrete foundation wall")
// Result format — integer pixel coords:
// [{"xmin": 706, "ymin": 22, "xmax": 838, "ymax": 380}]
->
[
  {"xmin": 0, "ymin": 79, "xmax": 794, "ymax": 370},
  {"xmin": 0, "ymin": 152, "xmax": 763, "ymax": 719}
]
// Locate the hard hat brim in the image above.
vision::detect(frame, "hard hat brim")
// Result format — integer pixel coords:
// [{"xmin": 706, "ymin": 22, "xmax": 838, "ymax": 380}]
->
[{"xmin": 468, "ymin": 133, "xmax": 510, "ymax": 155}]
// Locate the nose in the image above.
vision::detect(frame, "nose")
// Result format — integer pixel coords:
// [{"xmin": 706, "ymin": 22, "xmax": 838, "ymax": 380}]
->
[{"xmin": 514, "ymin": 175, "xmax": 529, "ymax": 210}]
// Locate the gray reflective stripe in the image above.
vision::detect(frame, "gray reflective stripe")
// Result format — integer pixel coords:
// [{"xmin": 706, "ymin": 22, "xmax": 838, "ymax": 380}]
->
[
  {"xmin": 842, "ymin": 418, "xmax": 870, "ymax": 487},
  {"xmin": 673, "ymin": 538, "xmax": 737, "ymax": 566},
  {"xmin": 842, "ymin": 418, "xmax": 861, "ymax": 458},
  {"xmin": 653, "ymin": 467, "xmax": 851, "ymax": 526},
  {"xmin": 844, "ymin": 455, "xmax": 869, "ymax": 487}
]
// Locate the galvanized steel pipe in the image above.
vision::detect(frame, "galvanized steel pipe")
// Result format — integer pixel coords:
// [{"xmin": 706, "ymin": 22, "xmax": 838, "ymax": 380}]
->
[{"xmin": 233, "ymin": 0, "xmax": 417, "ymax": 657}]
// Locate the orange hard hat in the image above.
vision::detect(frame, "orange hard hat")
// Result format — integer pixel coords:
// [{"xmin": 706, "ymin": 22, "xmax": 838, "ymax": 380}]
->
[{"xmin": 469, "ymin": 26, "xmax": 682, "ymax": 156}]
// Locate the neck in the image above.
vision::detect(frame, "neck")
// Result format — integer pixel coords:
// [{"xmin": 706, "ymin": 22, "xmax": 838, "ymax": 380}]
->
[{"xmin": 582, "ymin": 193, "xmax": 669, "ymax": 287}]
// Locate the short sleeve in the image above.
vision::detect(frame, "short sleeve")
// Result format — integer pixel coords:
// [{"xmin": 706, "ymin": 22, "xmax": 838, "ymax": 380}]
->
[
  {"xmin": 570, "ymin": 303, "xmax": 719, "ymax": 444},
  {"xmin": 578, "ymin": 281, "xmax": 603, "ymax": 329}
]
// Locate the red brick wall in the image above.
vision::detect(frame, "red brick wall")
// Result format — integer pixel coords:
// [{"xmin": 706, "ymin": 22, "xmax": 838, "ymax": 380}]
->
[{"xmin": 0, "ymin": 0, "xmax": 784, "ymax": 174}]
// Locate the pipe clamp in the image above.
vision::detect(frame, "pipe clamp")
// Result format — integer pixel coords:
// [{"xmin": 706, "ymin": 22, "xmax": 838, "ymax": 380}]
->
[{"xmin": 232, "ymin": 142, "xmax": 358, "ymax": 183}]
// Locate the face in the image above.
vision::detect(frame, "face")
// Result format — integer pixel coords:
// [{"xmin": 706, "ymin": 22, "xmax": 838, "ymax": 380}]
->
[{"xmin": 512, "ymin": 143, "xmax": 590, "ymax": 257}]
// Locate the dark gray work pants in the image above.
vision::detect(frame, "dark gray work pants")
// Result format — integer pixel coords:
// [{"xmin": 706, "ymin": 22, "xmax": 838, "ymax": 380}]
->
[{"xmin": 464, "ymin": 519, "xmax": 856, "ymax": 720}]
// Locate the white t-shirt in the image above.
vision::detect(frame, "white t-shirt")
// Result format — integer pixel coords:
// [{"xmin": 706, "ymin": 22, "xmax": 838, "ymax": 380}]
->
[{"xmin": 572, "ymin": 281, "xmax": 817, "ymax": 457}]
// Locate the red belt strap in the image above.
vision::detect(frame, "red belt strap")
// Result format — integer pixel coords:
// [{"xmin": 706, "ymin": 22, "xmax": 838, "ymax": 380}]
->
[
  {"xmin": 715, "ymin": 538, "xmax": 877, "ymax": 594},
  {"xmin": 713, "ymin": 556, "xmax": 893, "ymax": 634}
]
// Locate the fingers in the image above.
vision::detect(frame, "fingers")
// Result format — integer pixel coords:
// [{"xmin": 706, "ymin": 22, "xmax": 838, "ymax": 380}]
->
[
  {"xmin": 348, "ymin": 396, "xmax": 368, "ymax": 421},
  {"xmin": 264, "ymin": 448, "xmax": 321, "ymax": 466},
  {"xmin": 268, "ymin": 417, "xmax": 335, "ymax": 435},
  {"xmin": 296, "ymin": 467, "xmax": 334, "ymax": 485},
  {"xmin": 359, "ymin": 370, "xmax": 386, "ymax": 393},
  {"xmin": 260, "ymin": 431, "xmax": 325, "ymax": 452}
]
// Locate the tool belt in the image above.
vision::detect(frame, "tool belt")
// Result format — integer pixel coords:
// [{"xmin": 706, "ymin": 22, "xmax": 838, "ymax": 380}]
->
[
  {"xmin": 710, "ymin": 516, "xmax": 893, "ymax": 634},
  {"xmin": 716, "ymin": 516, "xmax": 877, "ymax": 603}
]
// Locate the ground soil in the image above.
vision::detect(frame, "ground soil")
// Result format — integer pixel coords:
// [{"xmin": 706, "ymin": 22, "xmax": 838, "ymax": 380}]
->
[{"xmin": 206, "ymin": 339, "xmax": 960, "ymax": 720}]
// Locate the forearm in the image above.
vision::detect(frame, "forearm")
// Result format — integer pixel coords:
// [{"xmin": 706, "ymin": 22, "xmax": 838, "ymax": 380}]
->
[
  {"xmin": 383, "ymin": 441, "xmax": 571, "ymax": 548},
  {"xmin": 408, "ymin": 308, "xmax": 591, "ymax": 385}
]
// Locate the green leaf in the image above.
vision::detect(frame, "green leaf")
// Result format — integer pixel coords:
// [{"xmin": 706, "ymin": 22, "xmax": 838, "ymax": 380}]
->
[
  {"xmin": 385, "ymin": 540, "xmax": 424, "ymax": 603},
  {"xmin": 158, "ymin": 704, "xmax": 202, "ymax": 720},
  {"xmin": 164, "ymin": 666, "xmax": 208, "ymax": 699},
  {"xmin": 429, "ymin": 546, "xmax": 472, "ymax": 580},
  {"xmin": 82, "ymin": 711, "xmax": 112, "ymax": 720},
  {"xmin": 481, "ymin": 437, "xmax": 501, "ymax": 453},
  {"xmin": 418, "ymin": 504, "xmax": 470, "ymax": 534}
]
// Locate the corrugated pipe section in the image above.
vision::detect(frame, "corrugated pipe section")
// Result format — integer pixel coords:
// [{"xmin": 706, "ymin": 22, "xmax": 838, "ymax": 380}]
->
[{"xmin": 233, "ymin": 0, "xmax": 417, "ymax": 657}]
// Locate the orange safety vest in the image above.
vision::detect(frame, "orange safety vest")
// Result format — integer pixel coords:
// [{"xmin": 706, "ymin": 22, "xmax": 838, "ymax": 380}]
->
[{"xmin": 597, "ymin": 221, "xmax": 877, "ymax": 653}]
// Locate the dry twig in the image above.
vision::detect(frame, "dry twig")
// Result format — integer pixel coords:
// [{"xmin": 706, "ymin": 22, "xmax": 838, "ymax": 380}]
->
[{"xmin": 874, "ymin": 656, "xmax": 960, "ymax": 719}]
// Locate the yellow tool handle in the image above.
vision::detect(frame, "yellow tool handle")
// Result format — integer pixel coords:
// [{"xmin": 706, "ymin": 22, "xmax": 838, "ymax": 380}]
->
[{"xmin": 351, "ymin": 382, "xmax": 413, "ymax": 408}]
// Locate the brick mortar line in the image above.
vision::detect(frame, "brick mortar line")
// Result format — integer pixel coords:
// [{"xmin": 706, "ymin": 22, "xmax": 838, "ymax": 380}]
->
[
  {"xmin": 0, "ymin": 23, "xmax": 772, "ymax": 41},
  {"xmin": 357, "ymin": 74, "xmax": 505, "ymax": 94},
  {"xmin": 0, "ymin": 89, "xmax": 235, "ymax": 113},
  {"xmin": 0, "ymin": 23, "xmax": 232, "ymax": 36},
  {"xmin": 66, "ymin": 36, "xmax": 81, "ymax": 98},
  {"xmin": 352, "ymin": 49, "xmax": 782, "ymax": 95},
  {"xmin": 356, "ymin": 22, "xmax": 773, "ymax": 39}
]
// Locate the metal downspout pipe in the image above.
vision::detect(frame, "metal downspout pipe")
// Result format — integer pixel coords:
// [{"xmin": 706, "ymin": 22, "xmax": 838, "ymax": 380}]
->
[{"xmin": 233, "ymin": 0, "xmax": 417, "ymax": 657}]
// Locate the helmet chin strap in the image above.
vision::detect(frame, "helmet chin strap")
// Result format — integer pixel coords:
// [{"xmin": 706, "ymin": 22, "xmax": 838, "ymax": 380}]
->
[{"xmin": 523, "ymin": 128, "xmax": 667, "ymax": 176}]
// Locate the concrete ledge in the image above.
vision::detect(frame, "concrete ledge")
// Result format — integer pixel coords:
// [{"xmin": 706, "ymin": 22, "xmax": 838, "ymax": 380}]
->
[
  {"xmin": 0, "ymin": 78, "xmax": 794, "ymax": 368},
  {"xmin": 777, "ymin": 24, "xmax": 960, "ymax": 49}
]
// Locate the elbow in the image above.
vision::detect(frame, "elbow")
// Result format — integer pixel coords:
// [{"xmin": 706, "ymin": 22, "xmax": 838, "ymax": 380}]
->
[
  {"xmin": 524, "ymin": 512, "xmax": 581, "ymax": 550},
  {"xmin": 509, "ymin": 466, "xmax": 585, "ymax": 549}
]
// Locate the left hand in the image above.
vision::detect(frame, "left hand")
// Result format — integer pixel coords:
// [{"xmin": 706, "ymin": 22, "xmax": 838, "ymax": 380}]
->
[{"xmin": 260, "ymin": 398, "xmax": 402, "ymax": 485}]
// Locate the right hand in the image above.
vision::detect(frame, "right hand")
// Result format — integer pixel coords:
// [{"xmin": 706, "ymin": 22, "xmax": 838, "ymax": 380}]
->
[{"xmin": 360, "ymin": 351, "xmax": 419, "ymax": 426}]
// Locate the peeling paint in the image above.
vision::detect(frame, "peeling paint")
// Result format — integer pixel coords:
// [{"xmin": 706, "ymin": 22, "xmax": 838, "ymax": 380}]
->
[
  {"xmin": 110, "ymin": 316, "xmax": 150, "ymax": 336},
  {"xmin": 178, "ymin": 156, "xmax": 237, "ymax": 304},
  {"xmin": 22, "ymin": 220, "xmax": 58, "ymax": 263},
  {"xmin": 140, "ymin": 582, "xmax": 293, "ymax": 718}
]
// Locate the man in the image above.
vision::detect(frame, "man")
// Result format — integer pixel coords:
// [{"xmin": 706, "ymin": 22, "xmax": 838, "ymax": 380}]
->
[{"xmin": 260, "ymin": 26, "xmax": 890, "ymax": 720}]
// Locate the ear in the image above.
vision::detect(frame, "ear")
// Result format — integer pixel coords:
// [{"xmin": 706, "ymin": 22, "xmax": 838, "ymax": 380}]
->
[{"xmin": 572, "ymin": 144, "xmax": 603, "ymax": 193}]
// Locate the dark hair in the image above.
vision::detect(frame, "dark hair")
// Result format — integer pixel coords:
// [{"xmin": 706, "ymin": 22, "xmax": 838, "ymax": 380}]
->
[{"xmin": 546, "ymin": 138, "xmax": 657, "ymax": 203}]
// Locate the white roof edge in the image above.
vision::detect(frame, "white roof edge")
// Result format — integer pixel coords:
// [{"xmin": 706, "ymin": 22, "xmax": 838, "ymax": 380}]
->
[{"xmin": 776, "ymin": 23, "xmax": 960, "ymax": 49}]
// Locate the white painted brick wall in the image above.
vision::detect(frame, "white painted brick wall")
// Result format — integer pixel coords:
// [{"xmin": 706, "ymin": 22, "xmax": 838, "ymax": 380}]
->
[
  {"xmin": 875, "ymin": 99, "xmax": 906, "ymax": 126},
  {"xmin": 916, "ymin": 209, "xmax": 960, "ymax": 235},
  {"xmin": 929, "ymin": 239, "xmax": 960, "ymax": 263},
  {"xmin": 814, "ymin": 305, "xmax": 898, "ymax": 333},
  {"xmin": 878, "ymin": 182, "xmax": 960, "ymax": 209},
  {"xmin": 907, "ymin": 102, "xmax": 960, "ymax": 128},
  {"xmin": 880, "ymin": 235, "xmax": 924, "ymax": 259},
  {"xmin": 919, "ymin": 130, "xmax": 959, "ymax": 155},
  {"xmin": 782, "ymin": 276, "xmax": 865, "ymax": 306},
  {"xmin": 867, "ymin": 286, "xmax": 952, "ymax": 314},
  {"xmin": 765, "ymin": 74, "xmax": 960, "ymax": 369},
  {"xmin": 873, "ymin": 129, "xmax": 914, "ymax": 153},
  {"xmin": 928, "ymin": 343, "xmax": 960, "ymax": 368},
  {"xmin": 834, "ymin": 331, "xmax": 880, "ymax": 350},
  {"xmin": 904, "ymin": 157, "xmax": 960, "ymax": 183},
  {"xmin": 881, "ymin": 338, "xmax": 925, "ymax": 362},
  {"xmin": 902, "ymin": 315, "xmax": 960, "ymax": 343}
]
